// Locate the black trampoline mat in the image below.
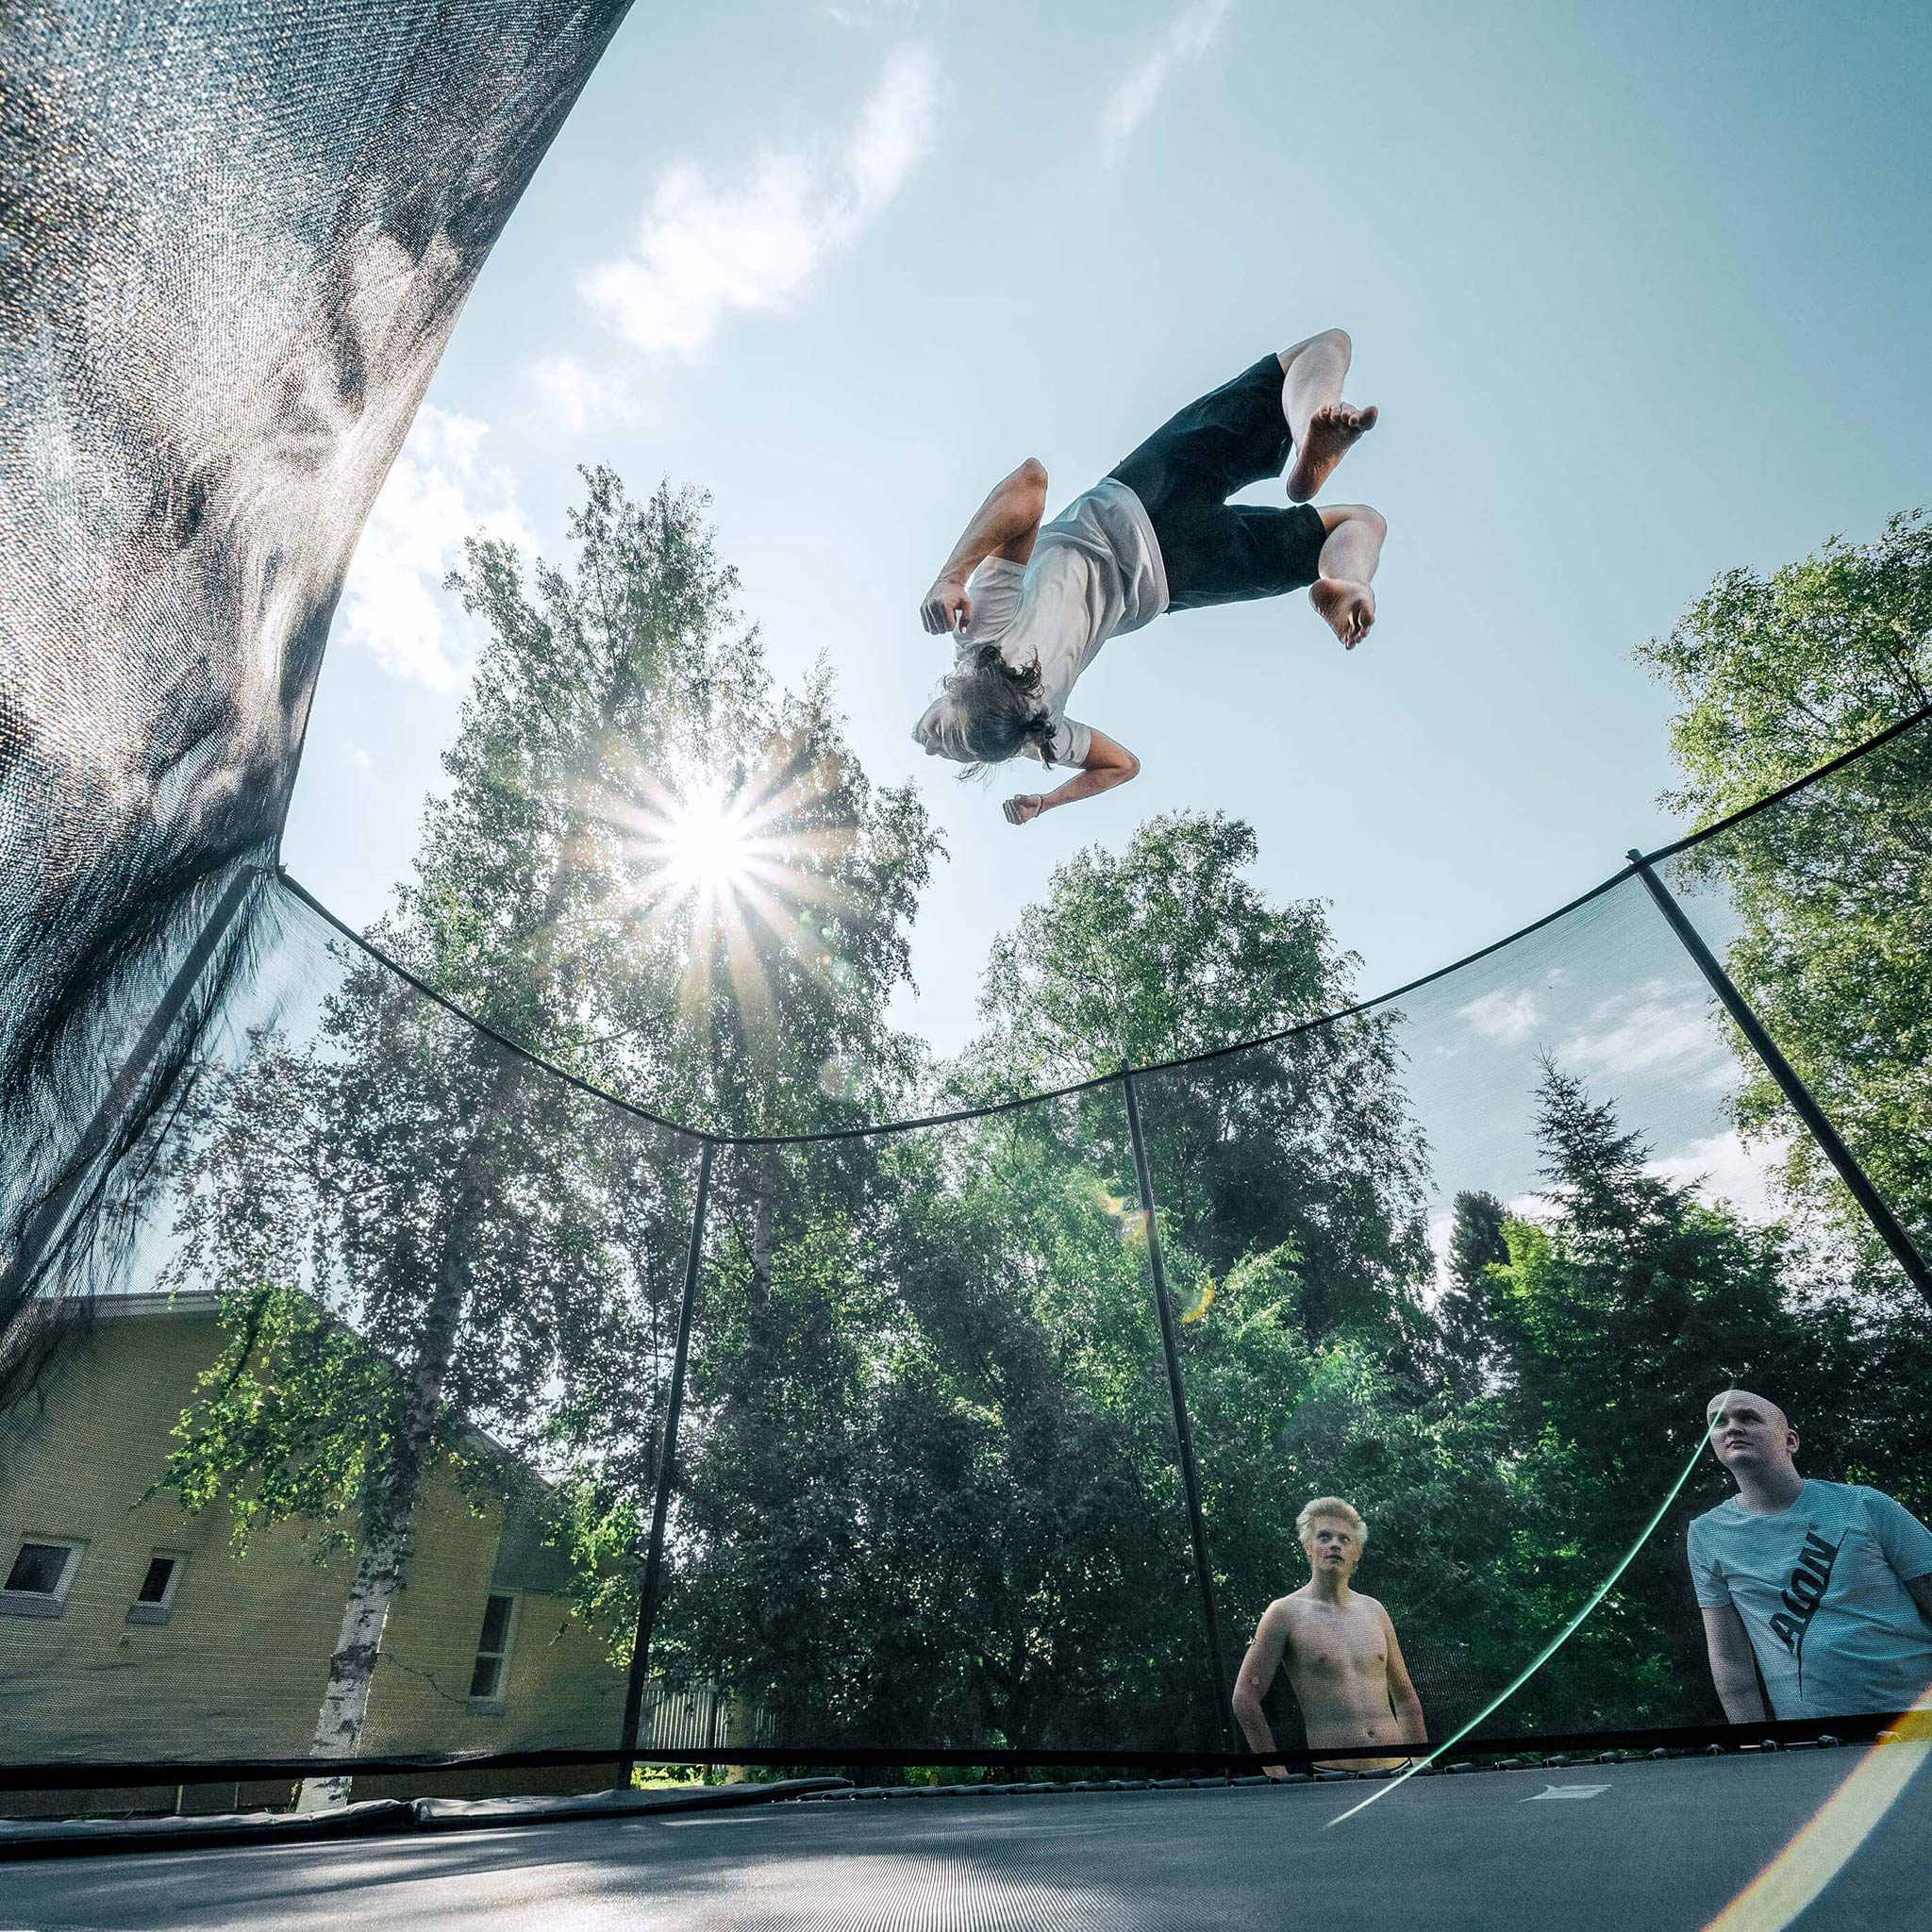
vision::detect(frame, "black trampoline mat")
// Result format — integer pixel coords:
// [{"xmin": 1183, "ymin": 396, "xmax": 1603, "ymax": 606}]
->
[{"xmin": 8, "ymin": 1750, "xmax": 1928, "ymax": 1932}]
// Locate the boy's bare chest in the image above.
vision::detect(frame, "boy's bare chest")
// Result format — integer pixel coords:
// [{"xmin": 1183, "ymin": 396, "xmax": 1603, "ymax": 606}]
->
[{"xmin": 1282, "ymin": 1604, "xmax": 1386, "ymax": 1675}]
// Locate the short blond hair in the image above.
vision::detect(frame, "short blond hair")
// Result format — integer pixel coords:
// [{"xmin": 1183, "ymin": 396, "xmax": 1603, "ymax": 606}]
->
[{"xmin": 1296, "ymin": 1496, "xmax": 1367, "ymax": 1550}]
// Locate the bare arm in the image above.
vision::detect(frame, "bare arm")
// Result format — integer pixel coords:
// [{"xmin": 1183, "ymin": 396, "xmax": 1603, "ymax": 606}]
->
[
  {"xmin": 1231, "ymin": 1604, "xmax": 1291, "ymax": 1778},
  {"xmin": 1700, "ymin": 1603, "xmax": 1768, "ymax": 1724},
  {"xmin": 1002, "ymin": 728, "xmax": 1139, "ymax": 825},
  {"xmin": 1382, "ymin": 1612, "xmax": 1427, "ymax": 1752},
  {"xmin": 1906, "ymin": 1574, "xmax": 1932, "ymax": 1628},
  {"xmin": 921, "ymin": 460, "xmax": 1049, "ymax": 636}
]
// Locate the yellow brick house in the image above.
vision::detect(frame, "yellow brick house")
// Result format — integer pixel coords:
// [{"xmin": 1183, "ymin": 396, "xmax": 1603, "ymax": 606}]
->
[{"xmin": 0, "ymin": 1291, "xmax": 634, "ymax": 1815}]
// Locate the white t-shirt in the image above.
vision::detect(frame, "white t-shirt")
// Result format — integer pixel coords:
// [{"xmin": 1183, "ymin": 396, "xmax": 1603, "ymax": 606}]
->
[
  {"xmin": 953, "ymin": 478, "xmax": 1169, "ymax": 766},
  {"xmin": 1688, "ymin": 1479, "xmax": 1932, "ymax": 1720}
]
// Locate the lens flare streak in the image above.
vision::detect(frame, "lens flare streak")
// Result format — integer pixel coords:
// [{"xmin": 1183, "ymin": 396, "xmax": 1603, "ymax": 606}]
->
[
  {"xmin": 1325, "ymin": 1407, "xmax": 1721, "ymax": 1828},
  {"xmin": 1700, "ymin": 1700, "xmax": 1932, "ymax": 1932}
]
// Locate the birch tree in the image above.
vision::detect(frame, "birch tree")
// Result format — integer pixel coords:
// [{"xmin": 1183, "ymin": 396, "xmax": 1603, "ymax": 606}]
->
[{"xmin": 158, "ymin": 470, "xmax": 937, "ymax": 1801}]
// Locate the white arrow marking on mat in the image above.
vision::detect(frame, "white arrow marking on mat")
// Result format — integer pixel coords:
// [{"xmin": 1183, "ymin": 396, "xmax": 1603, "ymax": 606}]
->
[{"xmin": 1524, "ymin": 1784, "xmax": 1611, "ymax": 1801}]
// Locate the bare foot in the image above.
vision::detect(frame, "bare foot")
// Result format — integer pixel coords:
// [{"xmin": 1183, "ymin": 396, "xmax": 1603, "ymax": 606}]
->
[
  {"xmin": 1287, "ymin": 402, "xmax": 1377, "ymax": 502},
  {"xmin": 1310, "ymin": 576, "xmax": 1374, "ymax": 649}
]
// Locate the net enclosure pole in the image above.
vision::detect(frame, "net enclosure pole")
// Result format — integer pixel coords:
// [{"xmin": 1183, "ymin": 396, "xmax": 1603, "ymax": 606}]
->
[
  {"xmin": 1121, "ymin": 1064, "xmax": 1235, "ymax": 1752},
  {"xmin": 618, "ymin": 1134, "xmax": 716, "ymax": 1783},
  {"xmin": 0, "ymin": 863, "xmax": 258, "ymax": 1314},
  {"xmin": 1627, "ymin": 849, "xmax": 1932, "ymax": 1307}
]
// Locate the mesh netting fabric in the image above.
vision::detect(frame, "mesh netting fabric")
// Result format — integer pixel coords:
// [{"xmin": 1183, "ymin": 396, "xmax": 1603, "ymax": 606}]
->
[
  {"xmin": 4, "ymin": 745, "xmax": 1928, "ymax": 1784},
  {"xmin": 1, "ymin": 0, "xmax": 633, "ymax": 1387},
  {"xmin": 1130, "ymin": 864, "xmax": 1924, "ymax": 1752},
  {"xmin": 4, "ymin": 0, "xmax": 1931, "ymax": 1798}
]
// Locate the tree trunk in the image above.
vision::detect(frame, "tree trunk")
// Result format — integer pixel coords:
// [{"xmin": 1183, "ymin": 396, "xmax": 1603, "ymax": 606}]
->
[
  {"xmin": 751, "ymin": 1151, "xmax": 774, "ymax": 1307},
  {"xmin": 293, "ymin": 1061, "xmax": 508, "ymax": 1807},
  {"xmin": 293, "ymin": 1513, "xmax": 412, "ymax": 1810},
  {"xmin": 719, "ymin": 1688, "xmax": 758, "ymax": 1784},
  {"xmin": 295, "ymin": 724, "xmax": 618, "ymax": 1810}
]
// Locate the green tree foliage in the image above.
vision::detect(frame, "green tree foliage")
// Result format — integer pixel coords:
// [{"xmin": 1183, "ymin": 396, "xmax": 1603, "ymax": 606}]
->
[
  {"xmin": 667, "ymin": 1116, "xmax": 1208, "ymax": 1751},
  {"xmin": 158, "ymin": 471, "xmax": 939, "ymax": 1768},
  {"xmin": 142, "ymin": 484, "xmax": 1932, "ymax": 1783},
  {"xmin": 968, "ymin": 815, "xmax": 1434, "ymax": 1343},
  {"xmin": 972, "ymin": 813, "xmax": 1347, "ymax": 1077},
  {"xmin": 1440, "ymin": 1190, "xmax": 1508, "ymax": 1390},
  {"xmin": 1475, "ymin": 1062, "xmax": 1907, "ymax": 1730},
  {"xmin": 1636, "ymin": 509, "xmax": 1932, "ymax": 1270},
  {"xmin": 660, "ymin": 816, "xmax": 1458, "ymax": 1757}
]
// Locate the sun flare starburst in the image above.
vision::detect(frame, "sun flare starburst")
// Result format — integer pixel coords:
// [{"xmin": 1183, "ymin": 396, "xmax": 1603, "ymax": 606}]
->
[
  {"xmin": 603, "ymin": 759, "xmax": 858, "ymax": 1034},
  {"xmin": 661, "ymin": 788, "xmax": 758, "ymax": 895}
]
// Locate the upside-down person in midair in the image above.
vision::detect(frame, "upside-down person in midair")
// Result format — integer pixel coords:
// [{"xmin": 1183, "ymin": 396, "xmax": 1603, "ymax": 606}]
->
[{"xmin": 911, "ymin": 329, "xmax": 1386, "ymax": 824}]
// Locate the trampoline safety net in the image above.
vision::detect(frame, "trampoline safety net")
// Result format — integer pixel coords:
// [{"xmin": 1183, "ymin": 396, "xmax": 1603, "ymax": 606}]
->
[{"xmin": 4, "ymin": 0, "xmax": 1932, "ymax": 1813}]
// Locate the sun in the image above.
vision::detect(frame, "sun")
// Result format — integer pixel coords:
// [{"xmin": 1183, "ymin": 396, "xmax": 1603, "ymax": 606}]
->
[
  {"xmin": 602, "ymin": 758, "xmax": 859, "ymax": 1035},
  {"xmin": 661, "ymin": 787, "xmax": 756, "ymax": 894}
]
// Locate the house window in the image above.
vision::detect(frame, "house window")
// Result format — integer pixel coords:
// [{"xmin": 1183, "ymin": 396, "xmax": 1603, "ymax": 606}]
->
[
  {"xmin": 1, "ymin": 1537, "xmax": 86, "ymax": 1618},
  {"xmin": 126, "ymin": 1553, "xmax": 185, "ymax": 1624},
  {"xmin": 469, "ymin": 1591, "xmax": 518, "ymax": 1705}
]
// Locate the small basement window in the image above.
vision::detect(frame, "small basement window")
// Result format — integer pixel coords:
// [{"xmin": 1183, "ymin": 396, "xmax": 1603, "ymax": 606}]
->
[
  {"xmin": 1, "ymin": 1537, "xmax": 86, "ymax": 1617},
  {"xmin": 126, "ymin": 1552, "xmax": 185, "ymax": 1624},
  {"xmin": 469, "ymin": 1591, "xmax": 519, "ymax": 1706}
]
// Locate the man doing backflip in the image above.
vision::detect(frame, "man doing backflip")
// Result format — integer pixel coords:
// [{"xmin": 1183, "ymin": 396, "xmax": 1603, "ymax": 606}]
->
[
  {"xmin": 911, "ymin": 329, "xmax": 1385, "ymax": 824},
  {"xmin": 1230, "ymin": 1496, "xmax": 1426, "ymax": 1774}
]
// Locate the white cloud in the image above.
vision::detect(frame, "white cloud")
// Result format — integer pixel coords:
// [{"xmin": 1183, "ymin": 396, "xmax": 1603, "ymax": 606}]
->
[
  {"xmin": 1557, "ymin": 979, "xmax": 1726, "ymax": 1078},
  {"xmin": 341, "ymin": 740, "xmax": 372, "ymax": 771},
  {"xmin": 1449, "ymin": 1135, "xmax": 1787, "ymax": 1248},
  {"xmin": 580, "ymin": 47, "xmax": 936, "ymax": 362},
  {"xmin": 338, "ymin": 405, "xmax": 534, "ymax": 692},
  {"xmin": 1102, "ymin": 0, "xmax": 1234, "ymax": 158},
  {"xmin": 527, "ymin": 354, "xmax": 640, "ymax": 436},
  {"xmin": 1702, "ymin": 1053, "xmax": 1748, "ymax": 1093},
  {"xmin": 1457, "ymin": 987, "xmax": 1543, "ymax": 1044},
  {"xmin": 1651, "ymin": 1129, "xmax": 1792, "ymax": 1223}
]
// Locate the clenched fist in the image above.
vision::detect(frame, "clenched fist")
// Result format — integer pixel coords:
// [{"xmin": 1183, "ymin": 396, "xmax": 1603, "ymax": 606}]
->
[{"xmin": 921, "ymin": 576, "xmax": 972, "ymax": 636}]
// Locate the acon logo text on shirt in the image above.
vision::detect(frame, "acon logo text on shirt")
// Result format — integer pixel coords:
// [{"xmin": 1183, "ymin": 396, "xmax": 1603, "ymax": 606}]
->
[{"xmin": 1768, "ymin": 1528, "xmax": 1842, "ymax": 1689}]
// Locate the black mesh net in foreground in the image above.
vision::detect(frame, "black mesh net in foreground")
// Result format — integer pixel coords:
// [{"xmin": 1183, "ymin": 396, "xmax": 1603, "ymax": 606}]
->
[
  {"xmin": 1129, "ymin": 839, "xmax": 1931, "ymax": 1758},
  {"xmin": 666, "ymin": 1112, "xmax": 1208, "ymax": 1763},
  {"xmin": 1, "ymin": 0, "xmax": 634, "ymax": 1394},
  {"xmin": 6, "ymin": 0, "xmax": 1932, "ymax": 1815}
]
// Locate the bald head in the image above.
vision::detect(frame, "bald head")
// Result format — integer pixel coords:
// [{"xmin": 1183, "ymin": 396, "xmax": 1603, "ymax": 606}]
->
[
  {"xmin": 1707, "ymin": 1388, "xmax": 1787, "ymax": 1432},
  {"xmin": 1707, "ymin": 1388, "xmax": 1800, "ymax": 1484}
]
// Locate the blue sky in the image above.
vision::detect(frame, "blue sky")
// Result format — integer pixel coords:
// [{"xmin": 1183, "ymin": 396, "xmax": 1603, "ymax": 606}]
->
[{"xmin": 284, "ymin": 0, "xmax": 1932, "ymax": 1095}]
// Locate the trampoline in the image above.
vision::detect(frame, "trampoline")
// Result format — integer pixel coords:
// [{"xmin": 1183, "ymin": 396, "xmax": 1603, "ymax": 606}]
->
[
  {"xmin": 7, "ymin": 3, "xmax": 1932, "ymax": 1929},
  {"xmin": 5, "ymin": 1747, "xmax": 1929, "ymax": 1931}
]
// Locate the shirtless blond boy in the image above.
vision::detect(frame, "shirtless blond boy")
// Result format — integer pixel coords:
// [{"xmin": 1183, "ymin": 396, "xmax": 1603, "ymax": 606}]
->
[{"xmin": 1230, "ymin": 1496, "xmax": 1426, "ymax": 1774}]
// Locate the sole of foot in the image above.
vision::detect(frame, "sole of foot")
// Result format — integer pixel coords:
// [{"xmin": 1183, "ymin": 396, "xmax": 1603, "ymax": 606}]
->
[
  {"xmin": 1310, "ymin": 576, "xmax": 1374, "ymax": 649},
  {"xmin": 1287, "ymin": 403, "xmax": 1377, "ymax": 503}
]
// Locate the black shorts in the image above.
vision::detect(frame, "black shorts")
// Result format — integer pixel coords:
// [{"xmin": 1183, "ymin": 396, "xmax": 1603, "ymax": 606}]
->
[{"xmin": 1108, "ymin": 354, "xmax": 1326, "ymax": 612}]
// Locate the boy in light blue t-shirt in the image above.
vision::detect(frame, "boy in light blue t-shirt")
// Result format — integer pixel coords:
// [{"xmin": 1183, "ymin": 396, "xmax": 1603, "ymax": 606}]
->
[{"xmin": 1690, "ymin": 1390, "xmax": 1932, "ymax": 1723}]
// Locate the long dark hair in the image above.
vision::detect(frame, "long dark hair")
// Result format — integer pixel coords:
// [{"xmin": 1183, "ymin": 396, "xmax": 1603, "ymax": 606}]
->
[{"xmin": 956, "ymin": 644, "xmax": 1056, "ymax": 770}]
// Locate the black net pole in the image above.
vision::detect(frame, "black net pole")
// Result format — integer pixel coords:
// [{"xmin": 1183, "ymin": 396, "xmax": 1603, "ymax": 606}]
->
[
  {"xmin": 1121, "ymin": 1065, "xmax": 1234, "ymax": 1752},
  {"xmin": 618, "ymin": 1135, "xmax": 716, "ymax": 1782},
  {"xmin": 1, "ymin": 863, "xmax": 258, "ymax": 1316},
  {"xmin": 1628, "ymin": 850, "xmax": 1932, "ymax": 1307}
]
